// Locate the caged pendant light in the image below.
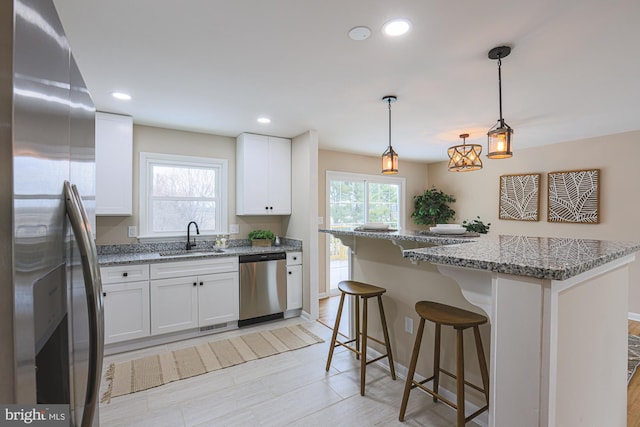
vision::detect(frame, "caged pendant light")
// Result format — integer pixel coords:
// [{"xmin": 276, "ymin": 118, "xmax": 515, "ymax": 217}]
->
[
  {"xmin": 487, "ymin": 45, "xmax": 514, "ymax": 159},
  {"xmin": 381, "ymin": 95, "xmax": 398, "ymax": 174},
  {"xmin": 448, "ymin": 133, "xmax": 483, "ymax": 172}
]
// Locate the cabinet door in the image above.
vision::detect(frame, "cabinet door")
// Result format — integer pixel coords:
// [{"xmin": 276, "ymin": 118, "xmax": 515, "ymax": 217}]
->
[
  {"xmin": 103, "ymin": 281, "xmax": 150, "ymax": 344},
  {"xmin": 236, "ymin": 133, "xmax": 270, "ymax": 214},
  {"xmin": 95, "ymin": 112, "xmax": 133, "ymax": 215},
  {"xmin": 150, "ymin": 277, "xmax": 198, "ymax": 335},
  {"xmin": 198, "ymin": 272, "xmax": 239, "ymax": 326},
  {"xmin": 286, "ymin": 265, "xmax": 303, "ymax": 310},
  {"xmin": 267, "ymin": 136, "xmax": 291, "ymax": 214}
]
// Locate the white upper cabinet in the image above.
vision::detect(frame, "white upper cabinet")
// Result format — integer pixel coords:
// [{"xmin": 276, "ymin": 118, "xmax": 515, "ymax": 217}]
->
[
  {"xmin": 95, "ymin": 112, "xmax": 133, "ymax": 215},
  {"xmin": 236, "ymin": 133, "xmax": 291, "ymax": 215}
]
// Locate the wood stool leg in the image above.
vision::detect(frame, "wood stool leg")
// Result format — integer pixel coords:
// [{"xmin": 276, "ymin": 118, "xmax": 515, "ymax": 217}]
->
[
  {"xmin": 360, "ymin": 296, "xmax": 368, "ymax": 396},
  {"xmin": 456, "ymin": 327, "xmax": 465, "ymax": 427},
  {"xmin": 473, "ymin": 325, "xmax": 490, "ymax": 403},
  {"xmin": 325, "ymin": 292, "xmax": 346, "ymax": 372},
  {"xmin": 432, "ymin": 323, "xmax": 441, "ymax": 402},
  {"xmin": 354, "ymin": 294, "xmax": 360, "ymax": 360},
  {"xmin": 377, "ymin": 295, "xmax": 396, "ymax": 380},
  {"xmin": 399, "ymin": 317, "xmax": 425, "ymax": 421}
]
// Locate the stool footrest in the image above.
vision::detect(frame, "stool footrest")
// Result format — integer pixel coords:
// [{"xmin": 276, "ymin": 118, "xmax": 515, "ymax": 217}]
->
[
  {"xmin": 333, "ymin": 339, "xmax": 391, "ymax": 366},
  {"xmin": 438, "ymin": 368, "xmax": 487, "ymax": 395},
  {"xmin": 411, "ymin": 380, "xmax": 457, "ymax": 409},
  {"xmin": 410, "ymin": 380, "xmax": 488, "ymax": 423},
  {"xmin": 358, "ymin": 333, "xmax": 386, "ymax": 347}
]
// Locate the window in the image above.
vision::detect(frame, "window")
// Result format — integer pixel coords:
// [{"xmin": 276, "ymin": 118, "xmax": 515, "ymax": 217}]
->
[
  {"xmin": 139, "ymin": 152, "xmax": 227, "ymax": 239},
  {"xmin": 326, "ymin": 171, "xmax": 405, "ymax": 293}
]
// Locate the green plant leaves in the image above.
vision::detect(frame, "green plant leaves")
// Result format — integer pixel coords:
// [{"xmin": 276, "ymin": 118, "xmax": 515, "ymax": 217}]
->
[{"xmin": 411, "ymin": 187, "xmax": 456, "ymax": 225}]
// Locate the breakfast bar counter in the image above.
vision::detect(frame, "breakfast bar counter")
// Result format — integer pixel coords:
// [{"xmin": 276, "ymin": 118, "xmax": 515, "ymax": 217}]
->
[{"xmin": 320, "ymin": 228, "xmax": 640, "ymax": 427}]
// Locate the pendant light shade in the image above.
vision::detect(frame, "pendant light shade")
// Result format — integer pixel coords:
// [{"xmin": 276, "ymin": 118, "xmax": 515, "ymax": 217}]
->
[
  {"xmin": 381, "ymin": 95, "xmax": 398, "ymax": 174},
  {"xmin": 487, "ymin": 46, "xmax": 513, "ymax": 159},
  {"xmin": 448, "ymin": 133, "xmax": 483, "ymax": 172}
]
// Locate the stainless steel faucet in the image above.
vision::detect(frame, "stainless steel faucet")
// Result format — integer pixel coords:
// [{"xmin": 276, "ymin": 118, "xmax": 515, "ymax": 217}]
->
[{"xmin": 186, "ymin": 221, "xmax": 200, "ymax": 250}]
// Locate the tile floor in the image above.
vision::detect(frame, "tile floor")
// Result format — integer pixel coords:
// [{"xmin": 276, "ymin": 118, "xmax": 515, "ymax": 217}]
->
[{"xmin": 98, "ymin": 317, "xmax": 475, "ymax": 426}]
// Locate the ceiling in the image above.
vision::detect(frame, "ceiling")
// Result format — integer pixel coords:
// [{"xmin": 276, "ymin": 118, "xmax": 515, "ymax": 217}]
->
[{"xmin": 53, "ymin": 0, "xmax": 640, "ymax": 163}]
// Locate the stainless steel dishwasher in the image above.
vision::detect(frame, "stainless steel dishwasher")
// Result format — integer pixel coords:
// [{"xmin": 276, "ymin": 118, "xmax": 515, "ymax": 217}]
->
[{"xmin": 238, "ymin": 252, "xmax": 287, "ymax": 327}]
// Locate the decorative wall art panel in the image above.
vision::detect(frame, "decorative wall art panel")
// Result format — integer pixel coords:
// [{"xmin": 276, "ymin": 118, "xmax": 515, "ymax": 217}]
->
[
  {"xmin": 499, "ymin": 173, "xmax": 541, "ymax": 221},
  {"xmin": 547, "ymin": 169, "xmax": 600, "ymax": 223}
]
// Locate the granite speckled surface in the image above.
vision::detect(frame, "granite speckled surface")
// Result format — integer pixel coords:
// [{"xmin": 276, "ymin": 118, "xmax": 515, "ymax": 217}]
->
[
  {"xmin": 320, "ymin": 228, "xmax": 640, "ymax": 281},
  {"xmin": 98, "ymin": 238, "xmax": 302, "ymax": 266}
]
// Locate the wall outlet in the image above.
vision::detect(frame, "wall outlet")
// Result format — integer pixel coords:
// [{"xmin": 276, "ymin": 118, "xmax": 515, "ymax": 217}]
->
[
  {"xmin": 127, "ymin": 226, "xmax": 137, "ymax": 238},
  {"xmin": 404, "ymin": 316, "xmax": 413, "ymax": 334},
  {"xmin": 229, "ymin": 224, "xmax": 239, "ymax": 234}
]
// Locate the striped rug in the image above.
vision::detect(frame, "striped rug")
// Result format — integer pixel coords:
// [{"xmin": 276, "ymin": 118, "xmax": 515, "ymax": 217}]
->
[{"xmin": 101, "ymin": 324, "xmax": 324, "ymax": 403}]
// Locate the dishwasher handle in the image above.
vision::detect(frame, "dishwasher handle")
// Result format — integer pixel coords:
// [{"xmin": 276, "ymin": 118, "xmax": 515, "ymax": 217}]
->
[{"xmin": 239, "ymin": 252, "xmax": 286, "ymax": 263}]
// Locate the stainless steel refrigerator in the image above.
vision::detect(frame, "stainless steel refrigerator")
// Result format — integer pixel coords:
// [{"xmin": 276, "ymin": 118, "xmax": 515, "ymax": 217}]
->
[{"xmin": 1, "ymin": 1, "xmax": 104, "ymax": 426}]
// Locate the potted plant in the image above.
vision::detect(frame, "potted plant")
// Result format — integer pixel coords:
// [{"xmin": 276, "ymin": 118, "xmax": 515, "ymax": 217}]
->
[
  {"xmin": 462, "ymin": 216, "xmax": 491, "ymax": 234},
  {"xmin": 411, "ymin": 187, "xmax": 456, "ymax": 226},
  {"xmin": 248, "ymin": 229, "xmax": 275, "ymax": 247}
]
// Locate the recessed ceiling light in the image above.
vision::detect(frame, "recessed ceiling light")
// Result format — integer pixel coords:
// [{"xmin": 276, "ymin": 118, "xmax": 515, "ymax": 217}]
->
[
  {"xmin": 348, "ymin": 26, "xmax": 371, "ymax": 41},
  {"xmin": 111, "ymin": 91, "xmax": 131, "ymax": 101},
  {"xmin": 383, "ymin": 19, "xmax": 411, "ymax": 36},
  {"xmin": 257, "ymin": 117, "xmax": 271, "ymax": 124}
]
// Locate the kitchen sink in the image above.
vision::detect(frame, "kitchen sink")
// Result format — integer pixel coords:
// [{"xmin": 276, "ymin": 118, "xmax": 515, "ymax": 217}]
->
[{"xmin": 158, "ymin": 248, "xmax": 225, "ymax": 257}]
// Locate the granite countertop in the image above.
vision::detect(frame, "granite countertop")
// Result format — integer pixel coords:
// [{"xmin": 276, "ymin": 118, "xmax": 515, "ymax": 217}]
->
[
  {"xmin": 319, "ymin": 228, "xmax": 640, "ymax": 281},
  {"xmin": 98, "ymin": 238, "xmax": 302, "ymax": 266}
]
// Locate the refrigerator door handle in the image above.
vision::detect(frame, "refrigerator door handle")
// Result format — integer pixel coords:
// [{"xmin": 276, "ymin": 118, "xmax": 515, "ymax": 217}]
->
[{"xmin": 64, "ymin": 181, "xmax": 104, "ymax": 427}]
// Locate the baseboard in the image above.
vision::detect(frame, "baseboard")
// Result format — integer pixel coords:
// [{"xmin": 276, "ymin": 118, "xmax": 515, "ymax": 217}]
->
[
  {"xmin": 300, "ymin": 310, "xmax": 313, "ymax": 322},
  {"xmin": 367, "ymin": 346, "xmax": 489, "ymax": 427},
  {"xmin": 629, "ymin": 312, "xmax": 640, "ymax": 322}
]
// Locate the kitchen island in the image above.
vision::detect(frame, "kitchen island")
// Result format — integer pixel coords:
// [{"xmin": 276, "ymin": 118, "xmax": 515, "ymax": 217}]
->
[{"xmin": 320, "ymin": 228, "xmax": 640, "ymax": 427}]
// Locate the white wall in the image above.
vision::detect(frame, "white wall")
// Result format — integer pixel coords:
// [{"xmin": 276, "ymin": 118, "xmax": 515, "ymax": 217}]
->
[{"xmin": 428, "ymin": 130, "xmax": 640, "ymax": 315}]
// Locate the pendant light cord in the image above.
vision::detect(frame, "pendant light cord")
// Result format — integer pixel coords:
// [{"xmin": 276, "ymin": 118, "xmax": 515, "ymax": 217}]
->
[
  {"xmin": 388, "ymin": 98, "xmax": 392, "ymax": 148},
  {"xmin": 497, "ymin": 56, "xmax": 504, "ymax": 126}
]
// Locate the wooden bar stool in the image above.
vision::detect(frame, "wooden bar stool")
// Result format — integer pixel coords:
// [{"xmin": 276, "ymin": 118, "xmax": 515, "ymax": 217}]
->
[
  {"xmin": 399, "ymin": 301, "xmax": 489, "ymax": 426},
  {"xmin": 325, "ymin": 280, "xmax": 396, "ymax": 396}
]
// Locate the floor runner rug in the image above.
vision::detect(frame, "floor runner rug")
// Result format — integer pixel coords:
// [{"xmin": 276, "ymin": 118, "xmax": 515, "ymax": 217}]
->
[{"xmin": 101, "ymin": 324, "xmax": 324, "ymax": 402}]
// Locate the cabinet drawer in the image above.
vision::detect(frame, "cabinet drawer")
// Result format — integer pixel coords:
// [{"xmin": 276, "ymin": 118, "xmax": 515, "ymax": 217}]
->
[
  {"xmin": 286, "ymin": 251, "xmax": 302, "ymax": 266},
  {"xmin": 101, "ymin": 264, "xmax": 150, "ymax": 284},
  {"xmin": 150, "ymin": 257, "xmax": 239, "ymax": 280}
]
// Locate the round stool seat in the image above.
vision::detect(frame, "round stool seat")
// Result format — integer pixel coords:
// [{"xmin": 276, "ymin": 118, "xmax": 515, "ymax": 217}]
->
[
  {"xmin": 416, "ymin": 301, "xmax": 487, "ymax": 328},
  {"xmin": 338, "ymin": 280, "xmax": 387, "ymax": 297}
]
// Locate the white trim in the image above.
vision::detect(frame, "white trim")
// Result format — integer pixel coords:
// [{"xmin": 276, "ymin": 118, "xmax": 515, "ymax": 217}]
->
[
  {"xmin": 629, "ymin": 312, "xmax": 640, "ymax": 322},
  {"xmin": 139, "ymin": 152, "xmax": 228, "ymax": 238}
]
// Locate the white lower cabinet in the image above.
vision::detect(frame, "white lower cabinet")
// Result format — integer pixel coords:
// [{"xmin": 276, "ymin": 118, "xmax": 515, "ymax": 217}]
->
[
  {"xmin": 150, "ymin": 258, "xmax": 239, "ymax": 336},
  {"xmin": 286, "ymin": 252, "xmax": 302, "ymax": 310},
  {"xmin": 198, "ymin": 272, "xmax": 240, "ymax": 326},
  {"xmin": 101, "ymin": 264, "xmax": 151, "ymax": 345},
  {"xmin": 150, "ymin": 276, "xmax": 198, "ymax": 335},
  {"xmin": 103, "ymin": 281, "xmax": 151, "ymax": 344}
]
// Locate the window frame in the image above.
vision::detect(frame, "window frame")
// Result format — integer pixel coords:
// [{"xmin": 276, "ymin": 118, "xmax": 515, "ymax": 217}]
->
[
  {"xmin": 138, "ymin": 152, "xmax": 228, "ymax": 240},
  {"xmin": 325, "ymin": 170, "xmax": 406, "ymax": 231}
]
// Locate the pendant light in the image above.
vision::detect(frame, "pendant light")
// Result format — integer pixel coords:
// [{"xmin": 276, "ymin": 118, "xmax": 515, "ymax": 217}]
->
[
  {"xmin": 487, "ymin": 45, "xmax": 513, "ymax": 159},
  {"xmin": 448, "ymin": 133, "xmax": 483, "ymax": 172},
  {"xmin": 381, "ymin": 95, "xmax": 398, "ymax": 174}
]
